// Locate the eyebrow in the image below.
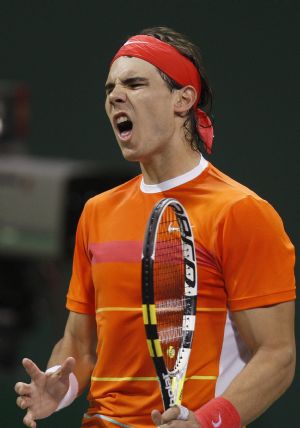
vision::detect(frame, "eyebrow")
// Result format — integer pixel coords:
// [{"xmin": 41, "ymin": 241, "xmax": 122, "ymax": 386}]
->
[{"xmin": 105, "ymin": 77, "xmax": 149, "ymax": 93}]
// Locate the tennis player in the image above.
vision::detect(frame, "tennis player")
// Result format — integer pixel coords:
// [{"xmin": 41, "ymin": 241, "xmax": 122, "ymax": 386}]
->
[{"xmin": 15, "ymin": 27, "xmax": 296, "ymax": 428}]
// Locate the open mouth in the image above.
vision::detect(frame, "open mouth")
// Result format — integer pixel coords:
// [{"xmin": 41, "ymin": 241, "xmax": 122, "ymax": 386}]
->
[{"xmin": 116, "ymin": 115, "xmax": 133, "ymax": 139}]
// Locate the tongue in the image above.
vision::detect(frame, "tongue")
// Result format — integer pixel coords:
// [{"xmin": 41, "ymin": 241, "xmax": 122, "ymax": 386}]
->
[{"xmin": 121, "ymin": 130, "xmax": 131, "ymax": 137}]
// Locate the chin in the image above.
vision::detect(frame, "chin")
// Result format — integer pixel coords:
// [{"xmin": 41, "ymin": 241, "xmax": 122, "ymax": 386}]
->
[{"xmin": 120, "ymin": 148, "xmax": 141, "ymax": 163}]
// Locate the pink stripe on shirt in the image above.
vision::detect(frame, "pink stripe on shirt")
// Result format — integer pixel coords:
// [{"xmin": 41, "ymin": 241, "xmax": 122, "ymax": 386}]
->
[{"xmin": 89, "ymin": 241, "xmax": 143, "ymax": 264}]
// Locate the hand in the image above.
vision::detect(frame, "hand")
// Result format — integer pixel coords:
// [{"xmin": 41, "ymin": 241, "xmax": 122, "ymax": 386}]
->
[
  {"xmin": 151, "ymin": 406, "xmax": 201, "ymax": 427},
  {"xmin": 14, "ymin": 357, "xmax": 76, "ymax": 428}
]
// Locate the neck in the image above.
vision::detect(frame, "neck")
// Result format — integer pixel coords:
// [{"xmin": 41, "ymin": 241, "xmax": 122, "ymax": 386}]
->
[{"xmin": 140, "ymin": 148, "xmax": 201, "ymax": 185}]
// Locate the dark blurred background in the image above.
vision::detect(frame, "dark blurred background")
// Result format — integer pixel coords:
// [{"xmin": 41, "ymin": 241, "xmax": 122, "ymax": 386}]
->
[{"xmin": 0, "ymin": 0, "xmax": 298, "ymax": 426}]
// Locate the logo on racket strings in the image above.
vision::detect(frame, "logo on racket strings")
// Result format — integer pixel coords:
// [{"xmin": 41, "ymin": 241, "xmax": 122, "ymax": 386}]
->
[{"xmin": 167, "ymin": 346, "xmax": 175, "ymax": 359}]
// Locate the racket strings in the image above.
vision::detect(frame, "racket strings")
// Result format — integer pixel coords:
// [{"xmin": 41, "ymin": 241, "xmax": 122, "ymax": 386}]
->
[
  {"xmin": 156, "ymin": 298, "xmax": 184, "ymax": 343},
  {"xmin": 154, "ymin": 207, "xmax": 185, "ymax": 371}
]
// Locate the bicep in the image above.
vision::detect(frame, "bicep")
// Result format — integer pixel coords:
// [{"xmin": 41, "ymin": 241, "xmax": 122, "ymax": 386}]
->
[
  {"xmin": 220, "ymin": 197, "xmax": 295, "ymax": 311},
  {"xmin": 232, "ymin": 301, "xmax": 295, "ymax": 353},
  {"xmin": 64, "ymin": 311, "xmax": 97, "ymax": 356}
]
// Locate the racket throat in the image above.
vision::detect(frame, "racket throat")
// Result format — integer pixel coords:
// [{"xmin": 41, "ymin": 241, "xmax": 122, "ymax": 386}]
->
[
  {"xmin": 160, "ymin": 372, "xmax": 176, "ymax": 409},
  {"xmin": 159, "ymin": 371, "xmax": 185, "ymax": 409},
  {"xmin": 171, "ymin": 372, "xmax": 185, "ymax": 405}
]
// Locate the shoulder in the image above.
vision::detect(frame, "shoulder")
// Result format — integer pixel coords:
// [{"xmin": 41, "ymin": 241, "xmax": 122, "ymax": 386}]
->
[
  {"xmin": 206, "ymin": 163, "xmax": 260, "ymax": 201},
  {"xmin": 222, "ymin": 194, "xmax": 285, "ymax": 234},
  {"xmin": 195, "ymin": 163, "xmax": 292, "ymax": 249},
  {"xmin": 207, "ymin": 164, "xmax": 282, "ymax": 224},
  {"xmin": 200, "ymin": 163, "xmax": 275, "ymax": 223},
  {"xmin": 83, "ymin": 174, "xmax": 142, "ymax": 213}
]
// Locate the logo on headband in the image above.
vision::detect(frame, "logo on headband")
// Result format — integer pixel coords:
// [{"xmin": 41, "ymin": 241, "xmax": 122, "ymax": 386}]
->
[{"xmin": 124, "ymin": 41, "xmax": 149, "ymax": 46}]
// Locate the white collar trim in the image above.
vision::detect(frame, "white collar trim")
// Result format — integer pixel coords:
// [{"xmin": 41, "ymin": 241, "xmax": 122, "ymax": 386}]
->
[{"xmin": 140, "ymin": 156, "xmax": 208, "ymax": 194}]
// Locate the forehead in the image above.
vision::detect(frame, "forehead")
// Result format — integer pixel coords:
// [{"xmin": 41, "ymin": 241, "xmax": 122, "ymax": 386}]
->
[{"xmin": 106, "ymin": 56, "xmax": 162, "ymax": 84}]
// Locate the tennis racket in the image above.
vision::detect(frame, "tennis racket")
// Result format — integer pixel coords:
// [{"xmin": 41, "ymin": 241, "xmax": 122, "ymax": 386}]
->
[{"xmin": 142, "ymin": 198, "xmax": 197, "ymax": 410}]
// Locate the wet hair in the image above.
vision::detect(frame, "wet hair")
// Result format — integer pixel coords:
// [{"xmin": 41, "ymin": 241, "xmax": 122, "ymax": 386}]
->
[{"xmin": 139, "ymin": 26, "xmax": 213, "ymax": 154}]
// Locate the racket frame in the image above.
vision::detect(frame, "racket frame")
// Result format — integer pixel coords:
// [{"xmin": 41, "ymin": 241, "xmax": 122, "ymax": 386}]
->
[{"xmin": 142, "ymin": 198, "xmax": 198, "ymax": 409}]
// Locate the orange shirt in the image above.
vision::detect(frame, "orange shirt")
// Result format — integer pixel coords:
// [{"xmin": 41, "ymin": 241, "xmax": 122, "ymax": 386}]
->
[{"xmin": 66, "ymin": 160, "xmax": 295, "ymax": 428}]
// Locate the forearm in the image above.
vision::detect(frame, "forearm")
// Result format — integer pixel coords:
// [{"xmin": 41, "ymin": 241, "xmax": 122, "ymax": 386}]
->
[
  {"xmin": 222, "ymin": 344, "xmax": 296, "ymax": 426},
  {"xmin": 47, "ymin": 312, "xmax": 97, "ymax": 394}
]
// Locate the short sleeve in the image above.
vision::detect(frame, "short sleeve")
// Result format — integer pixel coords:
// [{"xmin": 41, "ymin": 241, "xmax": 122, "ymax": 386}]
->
[
  {"xmin": 219, "ymin": 196, "xmax": 296, "ymax": 311},
  {"xmin": 66, "ymin": 202, "xmax": 95, "ymax": 314}
]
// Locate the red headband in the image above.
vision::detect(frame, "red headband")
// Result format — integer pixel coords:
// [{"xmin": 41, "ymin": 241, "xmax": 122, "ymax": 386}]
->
[{"xmin": 112, "ymin": 35, "xmax": 214, "ymax": 153}]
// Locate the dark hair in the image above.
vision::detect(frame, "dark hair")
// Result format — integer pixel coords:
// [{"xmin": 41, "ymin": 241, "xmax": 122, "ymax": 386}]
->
[{"xmin": 139, "ymin": 26, "xmax": 213, "ymax": 154}]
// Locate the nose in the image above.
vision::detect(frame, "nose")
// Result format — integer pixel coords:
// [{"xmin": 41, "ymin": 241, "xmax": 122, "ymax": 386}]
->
[{"xmin": 108, "ymin": 83, "xmax": 127, "ymax": 105}]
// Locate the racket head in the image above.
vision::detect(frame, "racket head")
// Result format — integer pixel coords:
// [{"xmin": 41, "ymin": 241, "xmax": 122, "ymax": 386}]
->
[{"xmin": 142, "ymin": 198, "xmax": 197, "ymax": 409}]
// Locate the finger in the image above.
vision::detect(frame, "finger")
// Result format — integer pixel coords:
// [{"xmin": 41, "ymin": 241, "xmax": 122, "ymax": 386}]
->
[
  {"xmin": 151, "ymin": 409, "xmax": 163, "ymax": 426},
  {"xmin": 23, "ymin": 410, "xmax": 36, "ymax": 428},
  {"xmin": 161, "ymin": 405, "xmax": 181, "ymax": 423},
  {"xmin": 22, "ymin": 358, "xmax": 43, "ymax": 381},
  {"xmin": 16, "ymin": 396, "xmax": 32, "ymax": 410},
  {"xmin": 15, "ymin": 382, "xmax": 31, "ymax": 395}
]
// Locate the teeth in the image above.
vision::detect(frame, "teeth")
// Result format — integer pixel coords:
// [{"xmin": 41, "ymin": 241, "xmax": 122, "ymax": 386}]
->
[{"xmin": 116, "ymin": 115, "xmax": 129, "ymax": 124}]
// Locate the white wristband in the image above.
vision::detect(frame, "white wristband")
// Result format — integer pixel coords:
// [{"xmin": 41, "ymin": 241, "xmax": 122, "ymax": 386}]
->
[
  {"xmin": 45, "ymin": 365, "xmax": 79, "ymax": 411},
  {"xmin": 177, "ymin": 405, "xmax": 190, "ymax": 420}
]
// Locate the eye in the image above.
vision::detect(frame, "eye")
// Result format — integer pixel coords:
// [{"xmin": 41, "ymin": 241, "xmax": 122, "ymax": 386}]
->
[
  {"xmin": 105, "ymin": 85, "xmax": 114, "ymax": 96},
  {"xmin": 129, "ymin": 82, "xmax": 145, "ymax": 89}
]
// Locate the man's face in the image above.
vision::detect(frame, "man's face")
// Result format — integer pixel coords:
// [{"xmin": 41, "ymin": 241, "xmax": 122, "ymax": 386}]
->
[{"xmin": 105, "ymin": 56, "xmax": 178, "ymax": 163}]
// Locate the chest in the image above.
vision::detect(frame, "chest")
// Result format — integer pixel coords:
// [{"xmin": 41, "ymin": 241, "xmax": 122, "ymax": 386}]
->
[{"xmin": 88, "ymin": 194, "xmax": 226, "ymax": 310}]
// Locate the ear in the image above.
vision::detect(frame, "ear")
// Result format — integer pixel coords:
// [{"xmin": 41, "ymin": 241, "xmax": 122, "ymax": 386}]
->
[{"xmin": 173, "ymin": 85, "xmax": 197, "ymax": 115}]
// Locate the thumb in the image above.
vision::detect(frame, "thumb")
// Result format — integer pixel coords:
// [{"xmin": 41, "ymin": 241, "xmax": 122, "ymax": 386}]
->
[
  {"xmin": 60, "ymin": 357, "xmax": 76, "ymax": 377},
  {"xmin": 151, "ymin": 409, "xmax": 163, "ymax": 426},
  {"xmin": 46, "ymin": 357, "xmax": 76, "ymax": 381}
]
